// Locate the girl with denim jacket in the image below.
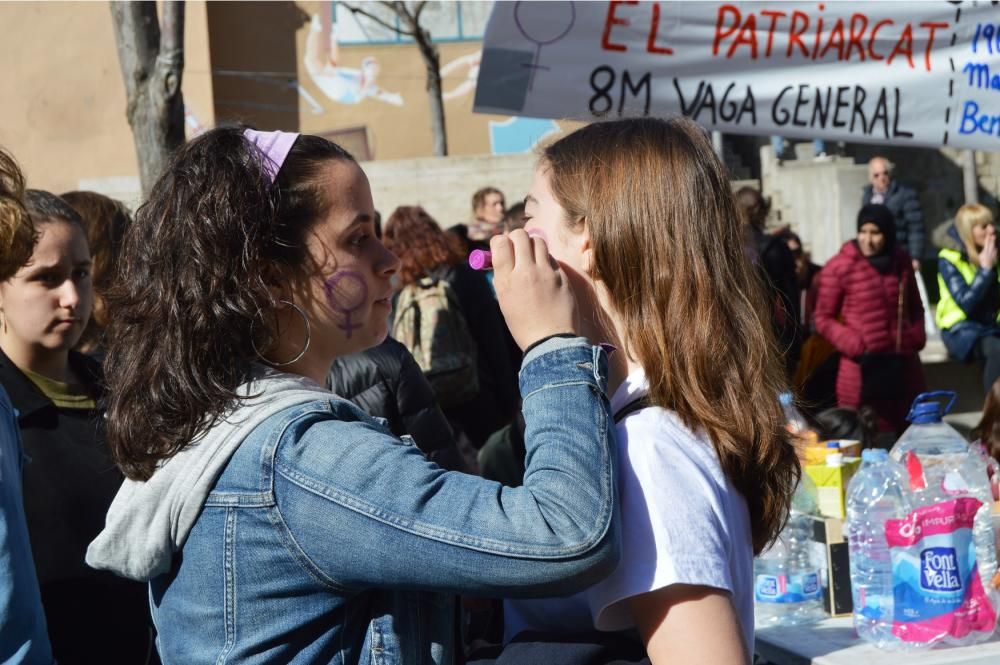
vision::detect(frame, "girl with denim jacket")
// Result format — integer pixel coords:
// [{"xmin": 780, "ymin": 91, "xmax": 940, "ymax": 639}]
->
[
  {"xmin": 85, "ymin": 128, "xmax": 620, "ymax": 664},
  {"xmin": 493, "ymin": 118, "xmax": 799, "ymax": 665}
]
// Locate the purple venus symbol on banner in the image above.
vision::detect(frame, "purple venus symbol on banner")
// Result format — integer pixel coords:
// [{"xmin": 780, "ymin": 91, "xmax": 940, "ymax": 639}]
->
[
  {"xmin": 323, "ymin": 270, "xmax": 368, "ymax": 339},
  {"xmin": 514, "ymin": 0, "xmax": 576, "ymax": 91}
]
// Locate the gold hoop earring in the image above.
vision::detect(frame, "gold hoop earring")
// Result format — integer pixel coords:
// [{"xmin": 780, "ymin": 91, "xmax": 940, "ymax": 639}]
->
[{"xmin": 251, "ymin": 300, "xmax": 311, "ymax": 367}]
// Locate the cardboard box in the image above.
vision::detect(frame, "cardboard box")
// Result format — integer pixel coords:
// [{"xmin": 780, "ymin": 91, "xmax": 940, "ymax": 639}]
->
[
  {"xmin": 804, "ymin": 459, "xmax": 861, "ymax": 519},
  {"xmin": 806, "ymin": 515, "xmax": 853, "ymax": 617}
]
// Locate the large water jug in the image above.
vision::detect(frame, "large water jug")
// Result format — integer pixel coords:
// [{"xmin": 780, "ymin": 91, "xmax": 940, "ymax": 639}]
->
[
  {"xmin": 884, "ymin": 391, "xmax": 999, "ymax": 647},
  {"xmin": 845, "ymin": 449, "xmax": 911, "ymax": 649},
  {"xmin": 891, "ymin": 392, "xmax": 998, "ymax": 598},
  {"xmin": 754, "ymin": 513, "xmax": 826, "ymax": 627}
]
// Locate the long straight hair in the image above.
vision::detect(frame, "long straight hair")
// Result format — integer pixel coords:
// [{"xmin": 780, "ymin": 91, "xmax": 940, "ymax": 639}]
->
[{"xmin": 542, "ymin": 117, "xmax": 799, "ymax": 554}]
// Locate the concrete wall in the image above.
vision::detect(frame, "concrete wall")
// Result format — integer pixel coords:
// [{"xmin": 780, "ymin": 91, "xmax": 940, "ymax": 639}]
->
[
  {"xmin": 0, "ymin": 1, "xmax": 215, "ymax": 195},
  {"xmin": 361, "ymin": 152, "xmax": 536, "ymax": 227},
  {"xmin": 761, "ymin": 150, "xmax": 869, "ymax": 265}
]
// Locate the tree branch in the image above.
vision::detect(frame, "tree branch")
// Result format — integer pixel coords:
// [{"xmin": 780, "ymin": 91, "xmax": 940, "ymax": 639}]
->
[
  {"xmin": 159, "ymin": 0, "xmax": 185, "ymax": 66},
  {"xmin": 109, "ymin": 1, "xmax": 160, "ymax": 94},
  {"xmin": 412, "ymin": 1, "xmax": 428, "ymax": 25},
  {"xmin": 342, "ymin": 2, "xmax": 415, "ymax": 37}
]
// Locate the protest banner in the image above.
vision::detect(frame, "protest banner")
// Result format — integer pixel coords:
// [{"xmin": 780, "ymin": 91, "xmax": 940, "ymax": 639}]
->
[{"xmin": 473, "ymin": 1, "xmax": 1000, "ymax": 150}]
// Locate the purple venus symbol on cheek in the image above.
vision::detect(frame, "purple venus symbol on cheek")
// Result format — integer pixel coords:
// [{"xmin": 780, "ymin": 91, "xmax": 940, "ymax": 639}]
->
[{"xmin": 323, "ymin": 270, "xmax": 369, "ymax": 339}]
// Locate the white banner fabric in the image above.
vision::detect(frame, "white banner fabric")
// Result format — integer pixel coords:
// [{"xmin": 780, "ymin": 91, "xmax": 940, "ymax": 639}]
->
[{"xmin": 473, "ymin": 1, "xmax": 1000, "ymax": 150}]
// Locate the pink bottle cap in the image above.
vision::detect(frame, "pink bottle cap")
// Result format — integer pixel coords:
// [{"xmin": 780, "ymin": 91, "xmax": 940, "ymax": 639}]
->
[{"xmin": 468, "ymin": 249, "xmax": 492, "ymax": 271}]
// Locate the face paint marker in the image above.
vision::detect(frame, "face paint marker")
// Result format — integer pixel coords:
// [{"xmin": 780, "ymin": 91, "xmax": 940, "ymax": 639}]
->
[{"xmin": 468, "ymin": 249, "xmax": 492, "ymax": 271}]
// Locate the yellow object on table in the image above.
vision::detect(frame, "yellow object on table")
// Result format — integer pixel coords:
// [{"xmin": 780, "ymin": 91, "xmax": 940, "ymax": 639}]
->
[
  {"xmin": 800, "ymin": 437, "xmax": 828, "ymax": 467},
  {"xmin": 805, "ymin": 458, "xmax": 862, "ymax": 519}
]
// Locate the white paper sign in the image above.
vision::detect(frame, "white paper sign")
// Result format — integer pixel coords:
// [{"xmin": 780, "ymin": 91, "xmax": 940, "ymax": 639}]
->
[{"xmin": 473, "ymin": 1, "xmax": 1000, "ymax": 150}]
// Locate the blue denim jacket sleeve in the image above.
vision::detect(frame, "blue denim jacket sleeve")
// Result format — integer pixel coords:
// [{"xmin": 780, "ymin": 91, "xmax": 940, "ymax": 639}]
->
[
  {"xmin": 271, "ymin": 339, "xmax": 620, "ymax": 598},
  {"xmin": 0, "ymin": 387, "xmax": 54, "ymax": 664},
  {"xmin": 939, "ymin": 256, "xmax": 995, "ymax": 317}
]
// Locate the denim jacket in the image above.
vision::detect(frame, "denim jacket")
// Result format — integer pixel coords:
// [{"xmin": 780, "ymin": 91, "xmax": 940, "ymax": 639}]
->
[
  {"xmin": 89, "ymin": 338, "xmax": 619, "ymax": 664},
  {"xmin": 0, "ymin": 385, "xmax": 54, "ymax": 664}
]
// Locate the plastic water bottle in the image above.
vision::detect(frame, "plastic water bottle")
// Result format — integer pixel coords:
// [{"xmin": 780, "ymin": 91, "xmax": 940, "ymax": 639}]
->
[
  {"xmin": 890, "ymin": 392, "xmax": 998, "ymax": 597},
  {"xmin": 791, "ymin": 472, "xmax": 819, "ymax": 516},
  {"xmin": 846, "ymin": 448, "xmax": 911, "ymax": 649},
  {"xmin": 779, "ymin": 391, "xmax": 809, "ymax": 436},
  {"xmin": 754, "ymin": 514, "xmax": 826, "ymax": 626}
]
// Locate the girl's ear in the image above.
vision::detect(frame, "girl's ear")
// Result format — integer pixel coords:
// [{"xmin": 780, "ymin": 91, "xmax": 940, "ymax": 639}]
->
[{"xmin": 580, "ymin": 220, "xmax": 596, "ymax": 277}]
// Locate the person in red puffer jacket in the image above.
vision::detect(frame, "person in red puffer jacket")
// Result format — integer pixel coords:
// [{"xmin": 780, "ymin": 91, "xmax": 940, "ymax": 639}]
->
[{"xmin": 815, "ymin": 204, "xmax": 927, "ymax": 434}]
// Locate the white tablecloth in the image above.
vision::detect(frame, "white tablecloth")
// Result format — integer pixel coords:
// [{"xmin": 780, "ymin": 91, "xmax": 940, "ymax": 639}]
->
[{"xmin": 755, "ymin": 617, "xmax": 1000, "ymax": 665}]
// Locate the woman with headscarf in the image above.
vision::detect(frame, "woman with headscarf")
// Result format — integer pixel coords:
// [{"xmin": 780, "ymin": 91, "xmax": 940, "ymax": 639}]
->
[
  {"xmin": 936, "ymin": 203, "xmax": 1000, "ymax": 394},
  {"xmin": 815, "ymin": 204, "xmax": 927, "ymax": 434}
]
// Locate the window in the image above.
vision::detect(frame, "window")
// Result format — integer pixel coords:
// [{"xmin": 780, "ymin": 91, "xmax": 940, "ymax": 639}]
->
[{"xmin": 332, "ymin": 1, "xmax": 492, "ymax": 44}]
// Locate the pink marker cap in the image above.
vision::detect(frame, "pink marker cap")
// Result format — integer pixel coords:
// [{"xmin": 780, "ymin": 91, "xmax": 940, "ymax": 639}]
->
[{"xmin": 468, "ymin": 249, "xmax": 492, "ymax": 271}]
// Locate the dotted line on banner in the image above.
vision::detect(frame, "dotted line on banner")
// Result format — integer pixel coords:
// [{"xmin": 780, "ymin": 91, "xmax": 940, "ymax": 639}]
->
[{"xmin": 944, "ymin": 5, "xmax": 962, "ymax": 146}]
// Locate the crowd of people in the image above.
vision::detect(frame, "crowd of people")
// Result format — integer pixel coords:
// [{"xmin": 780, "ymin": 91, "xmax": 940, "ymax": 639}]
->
[{"xmin": 0, "ymin": 121, "xmax": 998, "ymax": 665}]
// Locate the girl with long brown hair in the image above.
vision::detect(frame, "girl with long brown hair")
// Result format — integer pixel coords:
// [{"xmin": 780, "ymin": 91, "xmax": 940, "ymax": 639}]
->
[{"xmin": 500, "ymin": 118, "xmax": 799, "ymax": 664}]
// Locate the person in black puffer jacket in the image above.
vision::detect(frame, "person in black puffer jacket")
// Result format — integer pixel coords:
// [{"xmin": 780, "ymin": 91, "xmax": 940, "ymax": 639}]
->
[{"xmin": 328, "ymin": 336, "xmax": 465, "ymax": 471}]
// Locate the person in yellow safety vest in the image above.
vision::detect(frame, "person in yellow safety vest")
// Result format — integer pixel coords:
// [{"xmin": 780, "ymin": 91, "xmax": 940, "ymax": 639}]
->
[{"xmin": 937, "ymin": 203, "xmax": 1000, "ymax": 394}]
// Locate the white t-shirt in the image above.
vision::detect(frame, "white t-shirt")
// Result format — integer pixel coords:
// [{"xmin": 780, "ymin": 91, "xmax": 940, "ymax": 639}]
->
[{"xmin": 504, "ymin": 368, "xmax": 755, "ymax": 653}]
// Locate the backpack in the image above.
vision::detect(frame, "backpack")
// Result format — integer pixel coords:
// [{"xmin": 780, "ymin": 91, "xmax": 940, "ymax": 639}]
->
[{"xmin": 392, "ymin": 277, "xmax": 480, "ymax": 409}]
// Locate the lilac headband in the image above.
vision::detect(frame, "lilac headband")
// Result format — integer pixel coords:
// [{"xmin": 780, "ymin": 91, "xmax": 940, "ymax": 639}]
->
[{"xmin": 243, "ymin": 129, "xmax": 300, "ymax": 184}]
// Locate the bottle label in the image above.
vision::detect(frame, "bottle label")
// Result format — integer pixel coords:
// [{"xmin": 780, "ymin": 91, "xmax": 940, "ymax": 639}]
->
[
  {"xmin": 885, "ymin": 497, "xmax": 997, "ymax": 644},
  {"xmin": 755, "ymin": 572, "xmax": 822, "ymax": 603}
]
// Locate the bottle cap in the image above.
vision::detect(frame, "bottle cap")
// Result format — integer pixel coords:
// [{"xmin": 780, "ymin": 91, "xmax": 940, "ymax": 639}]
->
[
  {"xmin": 827, "ymin": 441, "xmax": 840, "ymax": 449},
  {"xmin": 862, "ymin": 448, "xmax": 889, "ymax": 462},
  {"xmin": 906, "ymin": 391, "xmax": 957, "ymax": 424}
]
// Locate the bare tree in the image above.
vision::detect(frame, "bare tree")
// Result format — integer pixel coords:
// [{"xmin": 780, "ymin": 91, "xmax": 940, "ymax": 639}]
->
[
  {"xmin": 110, "ymin": 1, "xmax": 186, "ymax": 198},
  {"xmin": 342, "ymin": 1, "xmax": 447, "ymax": 156}
]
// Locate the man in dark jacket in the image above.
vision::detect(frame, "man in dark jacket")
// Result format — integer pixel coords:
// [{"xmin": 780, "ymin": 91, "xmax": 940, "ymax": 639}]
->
[
  {"xmin": 862, "ymin": 156, "xmax": 925, "ymax": 271},
  {"xmin": 328, "ymin": 337, "xmax": 466, "ymax": 471}
]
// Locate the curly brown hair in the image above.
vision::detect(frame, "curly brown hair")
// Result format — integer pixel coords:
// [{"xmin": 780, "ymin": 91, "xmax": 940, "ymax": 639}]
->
[
  {"xmin": 382, "ymin": 205, "xmax": 463, "ymax": 286},
  {"xmin": 0, "ymin": 148, "xmax": 35, "ymax": 281},
  {"xmin": 105, "ymin": 127, "xmax": 355, "ymax": 480}
]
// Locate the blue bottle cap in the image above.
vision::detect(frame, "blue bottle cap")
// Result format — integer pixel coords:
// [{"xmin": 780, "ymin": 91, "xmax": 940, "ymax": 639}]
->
[
  {"xmin": 827, "ymin": 441, "xmax": 840, "ymax": 448},
  {"xmin": 779, "ymin": 392, "xmax": 793, "ymax": 406},
  {"xmin": 906, "ymin": 391, "xmax": 957, "ymax": 424}
]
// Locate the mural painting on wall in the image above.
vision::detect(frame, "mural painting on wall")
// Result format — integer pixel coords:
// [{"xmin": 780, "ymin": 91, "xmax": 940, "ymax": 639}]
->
[
  {"xmin": 306, "ymin": 1, "xmax": 555, "ymax": 157},
  {"xmin": 488, "ymin": 116, "xmax": 560, "ymax": 155},
  {"xmin": 305, "ymin": 3, "xmax": 404, "ymax": 108}
]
